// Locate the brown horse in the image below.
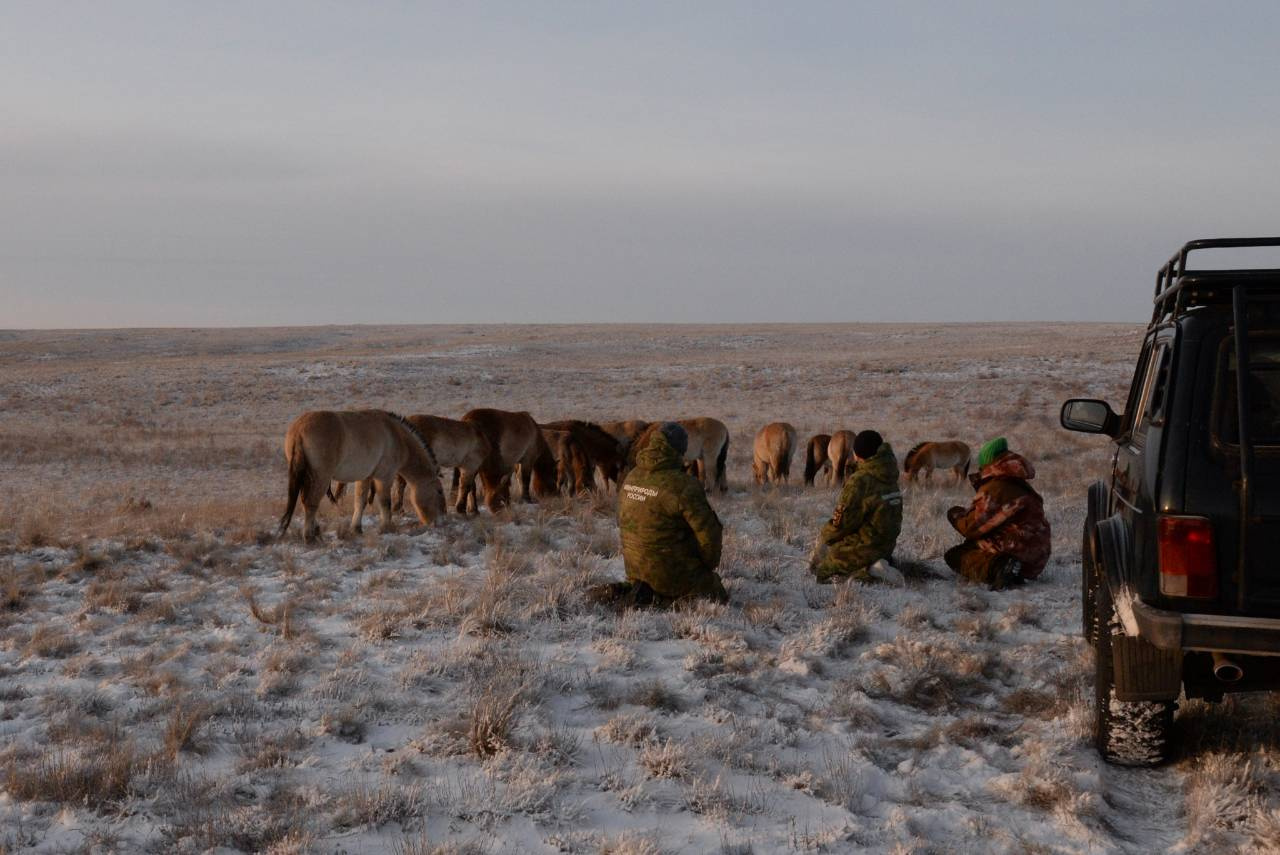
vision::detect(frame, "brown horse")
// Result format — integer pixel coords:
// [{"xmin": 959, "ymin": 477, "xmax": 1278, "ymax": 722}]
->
[
  {"xmin": 461, "ymin": 408, "xmax": 558, "ymax": 510},
  {"xmin": 679, "ymin": 417, "xmax": 730, "ymax": 493},
  {"xmin": 752, "ymin": 422, "xmax": 797, "ymax": 485},
  {"xmin": 827, "ymin": 430, "xmax": 857, "ymax": 486},
  {"xmin": 803, "ymin": 433, "xmax": 832, "ymax": 486},
  {"xmin": 278, "ymin": 410, "xmax": 446, "ymax": 542},
  {"xmin": 385, "ymin": 415, "xmax": 492, "ymax": 514},
  {"xmin": 903, "ymin": 441, "xmax": 971, "ymax": 484},
  {"xmin": 540, "ymin": 427, "xmax": 594, "ymax": 494},
  {"xmin": 542, "ymin": 420, "xmax": 627, "ymax": 490},
  {"xmin": 600, "ymin": 419, "xmax": 649, "ymax": 483}
]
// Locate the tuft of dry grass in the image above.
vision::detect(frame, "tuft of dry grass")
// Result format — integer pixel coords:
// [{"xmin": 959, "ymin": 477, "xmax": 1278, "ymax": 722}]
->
[
  {"xmin": 3, "ymin": 736, "xmax": 150, "ymax": 807},
  {"xmin": 163, "ymin": 698, "xmax": 212, "ymax": 759},
  {"xmin": 331, "ymin": 780, "xmax": 425, "ymax": 831},
  {"xmin": 242, "ymin": 586, "xmax": 301, "ymax": 639},
  {"xmin": 627, "ymin": 679, "xmax": 682, "ymax": 713},
  {"xmin": 24, "ymin": 625, "xmax": 78, "ymax": 659},
  {"xmin": 637, "ymin": 737, "xmax": 691, "ymax": 779},
  {"xmin": 468, "ymin": 682, "xmax": 524, "ymax": 758}
]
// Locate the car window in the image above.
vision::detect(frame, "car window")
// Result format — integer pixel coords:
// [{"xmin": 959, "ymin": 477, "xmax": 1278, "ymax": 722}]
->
[
  {"xmin": 1215, "ymin": 334, "xmax": 1280, "ymax": 447},
  {"xmin": 1145, "ymin": 346, "xmax": 1174, "ymax": 423},
  {"xmin": 1120, "ymin": 340, "xmax": 1155, "ymax": 437},
  {"xmin": 1130, "ymin": 343, "xmax": 1168, "ymax": 446}
]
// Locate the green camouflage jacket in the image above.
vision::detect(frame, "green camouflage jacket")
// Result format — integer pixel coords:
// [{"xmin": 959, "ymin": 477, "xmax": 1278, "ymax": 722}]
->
[
  {"xmin": 617, "ymin": 429, "xmax": 725, "ymax": 600},
  {"xmin": 812, "ymin": 442, "xmax": 903, "ymax": 580}
]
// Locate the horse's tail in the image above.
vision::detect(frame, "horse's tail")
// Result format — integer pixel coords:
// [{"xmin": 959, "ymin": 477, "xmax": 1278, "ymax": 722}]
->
[
  {"xmin": 803, "ymin": 438, "xmax": 819, "ymax": 486},
  {"xmin": 278, "ymin": 440, "xmax": 310, "ymax": 538},
  {"xmin": 715, "ymin": 434, "xmax": 729, "ymax": 493},
  {"xmin": 327, "ymin": 482, "xmax": 345, "ymax": 504}
]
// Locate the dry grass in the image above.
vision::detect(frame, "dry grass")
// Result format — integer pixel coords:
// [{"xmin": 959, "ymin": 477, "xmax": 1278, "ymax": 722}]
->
[
  {"xmin": 2, "ymin": 737, "xmax": 149, "ymax": 807},
  {"xmin": 162, "ymin": 698, "xmax": 211, "ymax": 759}
]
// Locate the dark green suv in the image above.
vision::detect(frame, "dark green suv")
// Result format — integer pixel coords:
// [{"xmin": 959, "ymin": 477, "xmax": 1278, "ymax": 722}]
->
[{"xmin": 1061, "ymin": 237, "xmax": 1280, "ymax": 766}]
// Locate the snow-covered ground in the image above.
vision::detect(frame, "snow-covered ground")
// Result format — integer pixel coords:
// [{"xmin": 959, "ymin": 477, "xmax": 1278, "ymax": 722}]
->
[{"xmin": 1, "ymin": 323, "xmax": 1277, "ymax": 853}]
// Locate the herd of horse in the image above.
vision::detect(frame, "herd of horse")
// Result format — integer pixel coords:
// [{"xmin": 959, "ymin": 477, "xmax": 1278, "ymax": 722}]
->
[{"xmin": 277, "ymin": 408, "xmax": 971, "ymax": 542}]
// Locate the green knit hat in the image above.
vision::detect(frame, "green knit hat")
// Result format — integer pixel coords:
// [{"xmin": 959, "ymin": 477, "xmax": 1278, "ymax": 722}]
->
[{"xmin": 978, "ymin": 437, "xmax": 1009, "ymax": 469}]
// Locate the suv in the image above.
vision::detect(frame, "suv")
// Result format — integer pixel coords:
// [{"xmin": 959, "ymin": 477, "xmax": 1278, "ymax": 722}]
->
[{"xmin": 1061, "ymin": 237, "xmax": 1280, "ymax": 766}]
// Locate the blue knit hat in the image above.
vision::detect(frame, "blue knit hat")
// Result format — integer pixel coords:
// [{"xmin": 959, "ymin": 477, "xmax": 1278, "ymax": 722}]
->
[{"xmin": 978, "ymin": 437, "xmax": 1009, "ymax": 469}]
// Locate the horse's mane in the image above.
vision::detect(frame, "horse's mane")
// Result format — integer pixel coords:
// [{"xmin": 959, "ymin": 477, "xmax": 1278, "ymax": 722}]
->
[
  {"xmin": 387, "ymin": 411, "xmax": 440, "ymax": 469},
  {"xmin": 903, "ymin": 442, "xmax": 928, "ymax": 470}
]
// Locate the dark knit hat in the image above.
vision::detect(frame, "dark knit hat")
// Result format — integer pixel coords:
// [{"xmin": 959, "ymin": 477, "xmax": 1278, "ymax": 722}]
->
[
  {"xmin": 657, "ymin": 421, "xmax": 689, "ymax": 457},
  {"xmin": 852, "ymin": 430, "xmax": 883, "ymax": 460}
]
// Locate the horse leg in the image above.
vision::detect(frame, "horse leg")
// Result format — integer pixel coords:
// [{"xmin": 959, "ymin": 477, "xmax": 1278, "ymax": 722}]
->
[
  {"xmin": 375, "ymin": 478, "xmax": 395, "ymax": 532},
  {"xmin": 350, "ymin": 479, "xmax": 370, "ymax": 533},
  {"xmin": 392, "ymin": 475, "xmax": 407, "ymax": 514},
  {"xmin": 303, "ymin": 476, "xmax": 328, "ymax": 543},
  {"xmin": 454, "ymin": 468, "xmax": 472, "ymax": 514},
  {"xmin": 520, "ymin": 464, "xmax": 535, "ymax": 503}
]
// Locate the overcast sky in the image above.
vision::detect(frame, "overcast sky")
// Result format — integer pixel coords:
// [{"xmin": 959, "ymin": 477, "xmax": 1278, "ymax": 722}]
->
[{"xmin": 3, "ymin": 2, "xmax": 1279, "ymax": 328}]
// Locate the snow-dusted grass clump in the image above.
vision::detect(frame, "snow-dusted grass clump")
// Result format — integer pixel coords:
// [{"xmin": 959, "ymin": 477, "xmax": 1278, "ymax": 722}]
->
[{"xmin": 2, "ymin": 323, "xmax": 1278, "ymax": 852}]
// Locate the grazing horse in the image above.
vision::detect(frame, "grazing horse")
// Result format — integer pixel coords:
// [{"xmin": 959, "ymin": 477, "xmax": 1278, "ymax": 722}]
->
[
  {"xmin": 827, "ymin": 430, "xmax": 857, "ymax": 486},
  {"xmin": 903, "ymin": 441, "xmax": 971, "ymax": 484},
  {"xmin": 803, "ymin": 433, "xmax": 832, "ymax": 486},
  {"xmin": 542, "ymin": 420, "xmax": 627, "ymax": 491},
  {"xmin": 387, "ymin": 415, "xmax": 492, "ymax": 514},
  {"xmin": 678, "ymin": 417, "xmax": 730, "ymax": 493},
  {"xmin": 540, "ymin": 427, "xmax": 594, "ymax": 494},
  {"xmin": 278, "ymin": 410, "xmax": 446, "ymax": 542},
  {"xmin": 461, "ymin": 408, "xmax": 558, "ymax": 510},
  {"xmin": 600, "ymin": 419, "xmax": 649, "ymax": 483},
  {"xmin": 752, "ymin": 422, "xmax": 797, "ymax": 485}
]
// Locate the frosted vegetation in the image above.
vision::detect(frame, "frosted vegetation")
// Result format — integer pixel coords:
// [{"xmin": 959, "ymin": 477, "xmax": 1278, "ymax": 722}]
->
[{"xmin": 2, "ymin": 324, "xmax": 1277, "ymax": 853}]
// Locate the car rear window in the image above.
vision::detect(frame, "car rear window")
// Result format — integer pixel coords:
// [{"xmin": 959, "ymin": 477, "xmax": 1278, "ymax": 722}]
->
[{"xmin": 1215, "ymin": 334, "xmax": 1280, "ymax": 447}]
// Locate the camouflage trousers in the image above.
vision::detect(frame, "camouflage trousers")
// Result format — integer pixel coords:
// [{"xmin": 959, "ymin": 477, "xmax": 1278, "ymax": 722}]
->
[
  {"xmin": 810, "ymin": 540, "xmax": 889, "ymax": 583},
  {"xmin": 944, "ymin": 542, "xmax": 1024, "ymax": 591}
]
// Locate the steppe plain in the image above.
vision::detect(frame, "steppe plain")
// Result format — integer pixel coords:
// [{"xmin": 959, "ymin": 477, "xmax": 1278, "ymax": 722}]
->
[{"xmin": 1, "ymin": 323, "xmax": 1277, "ymax": 853}]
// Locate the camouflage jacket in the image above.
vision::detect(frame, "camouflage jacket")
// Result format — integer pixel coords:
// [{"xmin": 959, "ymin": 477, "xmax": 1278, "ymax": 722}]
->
[
  {"xmin": 617, "ymin": 429, "xmax": 725, "ymax": 599},
  {"xmin": 813, "ymin": 443, "xmax": 903, "ymax": 579},
  {"xmin": 948, "ymin": 452, "xmax": 1052, "ymax": 578}
]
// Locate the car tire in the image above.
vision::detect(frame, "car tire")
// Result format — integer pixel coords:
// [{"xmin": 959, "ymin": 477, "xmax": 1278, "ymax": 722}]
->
[
  {"xmin": 1094, "ymin": 578, "xmax": 1176, "ymax": 766},
  {"xmin": 1082, "ymin": 515, "xmax": 1099, "ymax": 644}
]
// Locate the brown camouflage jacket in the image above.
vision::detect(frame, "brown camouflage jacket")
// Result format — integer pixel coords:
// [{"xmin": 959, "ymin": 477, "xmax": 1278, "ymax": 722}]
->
[{"xmin": 948, "ymin": 452, "xmax": 1051, "ymax": 578}]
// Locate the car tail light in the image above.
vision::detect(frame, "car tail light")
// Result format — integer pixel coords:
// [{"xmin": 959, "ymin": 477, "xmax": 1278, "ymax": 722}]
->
[{"xmin": 1158, "ymin": 516, "xmax": 1217, "ymax": 599}]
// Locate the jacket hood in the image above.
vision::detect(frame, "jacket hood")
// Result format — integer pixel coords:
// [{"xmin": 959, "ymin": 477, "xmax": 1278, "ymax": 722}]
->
[
  {"xmin": 973, "ymin": 451, "xmax": 1035, "ymax": 484},
  {"xmin": 635, "ymin": 428, "xmax": 685, "ymax": 471},
  {"xmin": 859, "ymin": 442, "xmax": 899, "ymax": 482}
]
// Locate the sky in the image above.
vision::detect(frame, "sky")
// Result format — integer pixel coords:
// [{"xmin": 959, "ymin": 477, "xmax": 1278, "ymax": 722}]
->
[{"xmin": 3, "ymin": 1, "xmax": 1280, "ymax": 328}]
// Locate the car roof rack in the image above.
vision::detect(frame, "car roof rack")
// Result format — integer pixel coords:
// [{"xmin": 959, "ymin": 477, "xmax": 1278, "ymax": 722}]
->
[{"xmin": 1152, "ymin": 236, "xmax": 1280, "ymax": 326}]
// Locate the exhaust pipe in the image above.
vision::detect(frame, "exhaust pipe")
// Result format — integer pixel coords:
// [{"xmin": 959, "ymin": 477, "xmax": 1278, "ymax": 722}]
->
[{"xmin": 1212, "ymin": 652, "xmax": 1244, "ymax": 683}]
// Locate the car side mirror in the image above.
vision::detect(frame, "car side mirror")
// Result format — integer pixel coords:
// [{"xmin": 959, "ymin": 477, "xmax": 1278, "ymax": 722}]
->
[{"xmin": 1060, "ymin": 398, "xmax": 1119, "ymax": 436}]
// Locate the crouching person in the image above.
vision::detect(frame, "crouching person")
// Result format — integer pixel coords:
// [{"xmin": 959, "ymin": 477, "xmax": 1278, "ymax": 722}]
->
[
  {"xmin": 809, "ymin": 430, "xmax": 903, "ymax": 583},
  {"xmin": 945, "ymin": 437, "xmax": 1051, "ymax": 590},
  {"xmin": 593, "ymin": 422, "xmax": 728, "ymax": 609}
]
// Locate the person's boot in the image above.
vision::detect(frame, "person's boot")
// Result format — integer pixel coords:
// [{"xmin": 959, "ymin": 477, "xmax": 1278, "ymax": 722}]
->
[
  {"xmin": 586, "ymin": 581, "xmax": 633, "ymax": 607},
  {"xmin": 868, "ymin": 559, "xmax": 906, "ymax": 586},
  {"xmin": 990, "ymin": 557, "xmax": 1024, "ymax": 591},
  {"xmin": 623, "ymin": 581, "xmax": 658, "ymax": 609}
]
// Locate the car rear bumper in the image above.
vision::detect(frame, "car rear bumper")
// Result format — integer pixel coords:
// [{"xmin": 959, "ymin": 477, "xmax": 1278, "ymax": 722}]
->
[{"xmin": 1134, "ymin": 602, "xmax": 1280, "ymax": 656}]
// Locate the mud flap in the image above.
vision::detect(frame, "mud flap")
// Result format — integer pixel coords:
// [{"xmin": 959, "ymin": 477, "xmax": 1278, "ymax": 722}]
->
[{"xmin": 1112, "ymin": 635, "xmax": 1182, "ymax": 701}]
